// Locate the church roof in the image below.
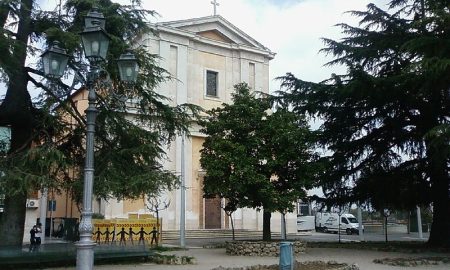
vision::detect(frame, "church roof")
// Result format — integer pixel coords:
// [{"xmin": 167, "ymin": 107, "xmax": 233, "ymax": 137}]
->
[{"xmin": 151, "ymin": 15, "xmax": 275, "ymax": 59}]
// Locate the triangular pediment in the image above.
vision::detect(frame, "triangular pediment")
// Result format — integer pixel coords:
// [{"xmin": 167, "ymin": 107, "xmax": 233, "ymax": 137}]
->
[
  {"xmin": 197, "ymin": 30, "xmax": 233, "ymax": 43},
  {"xmin": 156, "ymin": 15, "xmax": 272, "ymax": 54}
]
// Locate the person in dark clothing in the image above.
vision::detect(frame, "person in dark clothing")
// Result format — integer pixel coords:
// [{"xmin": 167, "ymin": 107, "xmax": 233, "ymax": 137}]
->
[
  {"xmin": 35, "ymin": 223, "xmax": 42, "ymax": 250},
  {"xmin": 29, "ymin": 225, "xmax": 37, "ymax": 252}
]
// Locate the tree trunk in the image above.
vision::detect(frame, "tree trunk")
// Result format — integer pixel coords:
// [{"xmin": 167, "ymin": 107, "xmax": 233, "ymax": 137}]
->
[
  {"xmin": 338, "ymin": 213, "xmax": 341, "ymax": 243},
  {"xmin": 384, "ymin": 216, "xmax": 388, "ymax": 243},
  {"xmin": 155, "ymin": 210, "xmax": 159, "ymax": 246},
  {"xmin": 427, "ymin": 158, "xmax": 450, "ymax": 247},
  {"xmin": 0, "ymin": 193, "xmax": 28, "ymax": 247},
  {"xmin": 407, "ymin": 211, "xmax": 410, "ymax": 234},
  {"xmin": 0, "ymin": 0, "xmax": 34, "ymax": 247},
  {"xmin": 229, "ymin": 212, "xmax": 235, "ymax": 240},
  {"xmin": 262, "ymin": 210, "xmax": 271, "ymax": 241}
]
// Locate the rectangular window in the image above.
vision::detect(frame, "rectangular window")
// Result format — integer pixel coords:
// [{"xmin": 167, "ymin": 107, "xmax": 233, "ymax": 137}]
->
[
  {"xmin": 169, "ymin": 45, "xmax": 178, "ymax": 77},
  {"xmin": 297, "ymin": 203, "xmax": 310, "ymax": 216},
  {"xmin": 249, "ymin": 62, "xmax": 255, "ymax": 90},
  {"xmin": 206, "ymin": 70, "xmax": 218, "ymax": 97},
  {"xmin": 48, "ymin": 200, "xmax": 56, "ymax": 211}
]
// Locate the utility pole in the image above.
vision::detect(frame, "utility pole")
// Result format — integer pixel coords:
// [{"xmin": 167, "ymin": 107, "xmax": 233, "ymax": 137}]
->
[{"xmin": 180, "ymin": 133, "xmax": 186, "ymax": 248}]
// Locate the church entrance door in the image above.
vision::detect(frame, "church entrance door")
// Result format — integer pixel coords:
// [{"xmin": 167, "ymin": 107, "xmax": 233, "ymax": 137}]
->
[{"xmin": 204, "ymin": 197, "xmax": 221, "ymax": 229}]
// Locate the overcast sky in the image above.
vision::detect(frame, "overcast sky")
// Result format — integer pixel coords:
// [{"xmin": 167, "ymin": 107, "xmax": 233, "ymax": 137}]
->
[{"xmin": 1, "ymin": 0, "xmax": 388, "ymax": 96}]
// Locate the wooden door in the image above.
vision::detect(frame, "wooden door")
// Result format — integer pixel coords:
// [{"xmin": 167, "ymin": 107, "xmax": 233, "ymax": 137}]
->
[{"xmin": 204, "ymin": 197, "xmax": 221, "ymax": 229}]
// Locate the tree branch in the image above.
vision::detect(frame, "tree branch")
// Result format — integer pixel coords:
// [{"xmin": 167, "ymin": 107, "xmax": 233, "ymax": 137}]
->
[{"xmin": 26, "ymin": 70, "xmax": 86, "ymax": 128}]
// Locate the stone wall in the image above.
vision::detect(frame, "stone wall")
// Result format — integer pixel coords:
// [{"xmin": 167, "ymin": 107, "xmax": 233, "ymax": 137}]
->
[{"xmin": 226, "ymin": 240, "xmax": 306, "ymax": 256}]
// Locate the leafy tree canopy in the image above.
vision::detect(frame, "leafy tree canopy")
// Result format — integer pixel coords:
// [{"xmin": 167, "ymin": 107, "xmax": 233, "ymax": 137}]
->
[
  {"xmin": 0, "ymin": 0, "xmax": 200, "ymax": 246},
  {"xmin": 200, "ymin": 83, "xmax": 318, "ymax": 240},
  {"xmin": 278, "ymin": 0, "xmax": 449, "ymax": 247}
]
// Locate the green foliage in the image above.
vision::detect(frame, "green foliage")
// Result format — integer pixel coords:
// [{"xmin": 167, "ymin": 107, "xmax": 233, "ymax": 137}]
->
[
  {"xmin": 92, "ymin": 212, "xmax": 104, "ymax": 219},
  {"xmin": 0, "ymin": 145, "xmax": 68, "ymax": 195},
  {"xmin": 0, "ymin": 0, "xmax": 200, "ymax": 206},
  {"xmin": 200, "ymin": 83, "xmax": 317, "ymax": 215},
  {"xmin": 278, "ymin": 0, "xmax": 449, "ymax": 246}
]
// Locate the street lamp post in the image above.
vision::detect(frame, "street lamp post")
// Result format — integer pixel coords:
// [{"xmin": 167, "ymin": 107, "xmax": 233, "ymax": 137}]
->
[
  {"xmin": 76, "ymin": 9, "xmax": 111, "ymax": 269},
  {"xmin": 41, "ymin": 8, "xmax": 139, "ymax": 270},
  {"xmin": 75, "ymin": 64, "xmax": 99, "ymax": 270}
]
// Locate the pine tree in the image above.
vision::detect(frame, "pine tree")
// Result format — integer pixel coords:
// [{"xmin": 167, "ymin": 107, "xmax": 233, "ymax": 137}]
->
[
  {"xmin": 0, "ymin": 0, "xmax": 199, "ymax": 246},
  {"xmin": 279, "ymin": 0, "xmax": 449, "ymax": 247}
]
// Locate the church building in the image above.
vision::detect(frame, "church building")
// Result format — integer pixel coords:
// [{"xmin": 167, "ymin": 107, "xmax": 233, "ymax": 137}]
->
[
  {"xmin": 100, "ymin": 14, "xmax": 298, "ymax": 231},
  {"xmin": 25, "ymin": 13, "xmax": 300, "ymax": 241}
]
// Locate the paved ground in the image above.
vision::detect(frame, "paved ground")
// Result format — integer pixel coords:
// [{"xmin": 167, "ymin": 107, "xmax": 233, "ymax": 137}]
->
[
  {"xmin": 36, "ymin": 232, "xmax": 448, "ymax": 270},
  {"xmin": 45, "ymin": 246, "xmax": 449, "ymax": 270}
]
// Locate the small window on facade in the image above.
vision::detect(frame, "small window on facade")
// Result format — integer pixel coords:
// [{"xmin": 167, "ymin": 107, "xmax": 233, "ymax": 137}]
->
[
  {"xmin": 206, "ymin": 70, "xmax": 218, "ymax": 97},
  {"xmin": 249, "ymin": 62, "xmax": 255, "ymax": 90},
  {"xmin": 297, "ymin": 203, "xmax": 310, "ymax": 216}
]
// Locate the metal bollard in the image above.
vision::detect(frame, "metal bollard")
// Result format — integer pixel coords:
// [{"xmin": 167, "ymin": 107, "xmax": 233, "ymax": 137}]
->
[{"xmin": 279, "ymin": 241, "xmax": 294, "ymax": 270}]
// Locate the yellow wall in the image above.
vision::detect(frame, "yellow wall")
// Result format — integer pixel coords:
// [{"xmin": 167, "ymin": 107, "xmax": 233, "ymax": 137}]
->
[
  {"xmin": 191, "ymin": 136, "xmax": 205, "ymax": 227},
  {"xmin": 49, "ymin": 189, "xmax": 79, "ymax": 218},
  {"xmin": 48, "ymin": 89, "xmax": 89, "ymax": 221}
]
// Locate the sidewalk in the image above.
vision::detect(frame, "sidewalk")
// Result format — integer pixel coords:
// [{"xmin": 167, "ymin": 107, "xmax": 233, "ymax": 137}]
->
[{"xmin": 46, "ymin": 246, "xmax": 450, "ymax": 270}]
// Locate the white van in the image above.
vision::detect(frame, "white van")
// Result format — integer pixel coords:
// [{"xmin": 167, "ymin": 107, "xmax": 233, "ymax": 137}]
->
[
  {"xmin": 315, "ymin": 212, "xmax": 362, "ymax": 235},
  {"xmin": 297, "ymin": 215, "xmax": 315, "ymax": 231}
]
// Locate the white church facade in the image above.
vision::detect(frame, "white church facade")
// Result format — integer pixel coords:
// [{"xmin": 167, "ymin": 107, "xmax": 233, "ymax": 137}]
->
[{"xmin": 103, "ymin": 15, "xmax": 298, "ymax": 233}]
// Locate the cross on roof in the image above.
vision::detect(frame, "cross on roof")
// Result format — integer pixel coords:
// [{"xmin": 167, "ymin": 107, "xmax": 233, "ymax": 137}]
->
[{"xmin": 211, "ymin": 0, "xmax": 220, "ymax": 15}]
